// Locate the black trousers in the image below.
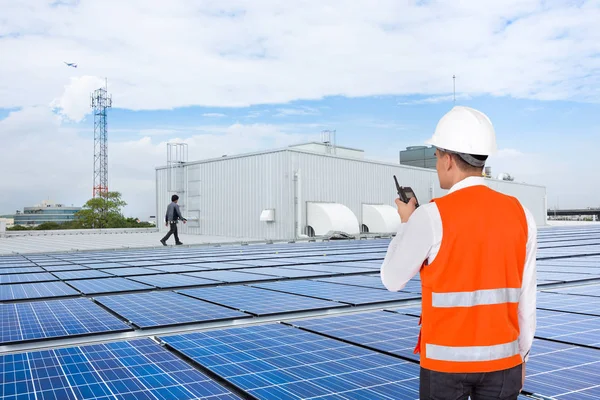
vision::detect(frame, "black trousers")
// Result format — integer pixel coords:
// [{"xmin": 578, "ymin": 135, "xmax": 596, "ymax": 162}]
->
[
  {"xmin": 161, "ymin": 222, "xmax": 180, "ymax": 244},
  {"xmin": 420, "ymin": 364, "xmax": 522, "ymax": 400}
]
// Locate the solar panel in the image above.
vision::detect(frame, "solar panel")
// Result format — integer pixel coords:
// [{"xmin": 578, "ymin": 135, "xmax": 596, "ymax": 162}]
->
[
  {"xmin": 128, "ymin": 273, "xmax": 216, "ymax": 288},
  {"xmin": 534, "ymin": 309, "xmax": 600, "ymax": 348},
  {"xmin": 121, "ymin": 260, "xmax": 164, "ymax": 267},
  {"xmin": 161, "ymin": 324, "xmax": 420, "ymax": 399},
  {"xmin": 66, "ymin": 277, "xmax": 153, "ymax": 295},
  {"xmin": 100, "ymin": 267, "xmax": 165, "ymax": 276},
  {"xmin": 0, "ymin": 272, "xmax": 58, "ymax": 285},
  {"xmin": 146, "ymin": 264, "xmax": 209, "ymax": 273},
  {"xmin": 537, "ymin": 292, "xmax": 600, "ymax": 316},
  {"xmin": 292, "ymin": 311, "xmax": 421, "ymax": 362},
  {"xmin": 226, "ymin": 267, "xmax": 297, "ymax": 277},
  {"xmin": 41, "ymin": 264, "xmax": 88, "ymax": 272},
  {"xmin": 180, "ymin": 285, "xmax": 348, "ymax": 316},
  {"xmin": 284, "ymin": 263, "xmax": 375, "ymax": 274},
  {"xmin": 0, "ymin": 267, "xmax": 45, "ymax": 275},
  {"xmin": 179, "ymin": 261, "xmax": 244, "ymax": 270},
  {"xmin": 184, "ymin": 270, "xmax": 278, "ymax": 283},
  {"xmin": 94, "ymin": 291, "xmax": 249, "ymax": 328},
  {"xmin": 253, "ymin": 280, "xmax": 420, "ymax": 305},
  {"xmin": 523, "ymin": 339, "xmax": 600, "ymax": 399},
  {"xmin": 0, "ymin": 298, "xmax": 131, "ymax": 344},
  {"xmin": 52, "ymin": 270, "xmax": 113, "ymax": 280},
  {"xmin": 225, "ymin": 259, "xmax": 296, "ymax": 267},
  {"xmin": 0, "ymin": 281, "xmax": 79, "ymax": 301},
  {"xmin": 0, "ymin": 338, "xmax": 240, "ymax": 400},
  {"xmin": 81, "ymin": 262, "xmax": 128, "ymax": 269}
]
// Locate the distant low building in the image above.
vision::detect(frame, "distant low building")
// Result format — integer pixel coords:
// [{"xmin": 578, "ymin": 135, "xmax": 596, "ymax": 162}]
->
[{"xmin": 14, "ymin": 200, "xmax": 81, "ymax": 227}]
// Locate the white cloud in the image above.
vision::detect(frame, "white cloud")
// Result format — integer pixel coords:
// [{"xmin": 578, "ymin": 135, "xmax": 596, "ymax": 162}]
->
[
  {"xmin": 202, "ymin": 113, "xmax": 226, "ymax": 118},
  {"xmin": 399, "ymin": 93, "xmax": 472, "ymax": 105},
  {"xmin": 274, "ymin": 107, "xmax": 320, "ymax": 117},
  {"xmin": 1, "ymin": 0, "xmax": 600, "ymax": 114},
  {"xmin": 51, "ymin": 76, "xmax": 107, "ymax": 122}
]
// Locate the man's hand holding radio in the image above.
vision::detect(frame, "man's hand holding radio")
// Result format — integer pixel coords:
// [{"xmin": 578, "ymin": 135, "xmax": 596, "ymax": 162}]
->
[{"xmin": 395, "ymin": 197, "xmax": 418, "ymax": 223}]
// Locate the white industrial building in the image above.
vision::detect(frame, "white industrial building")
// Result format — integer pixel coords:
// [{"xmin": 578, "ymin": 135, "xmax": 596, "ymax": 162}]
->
[{"xmin": 156, "ymin": 142, "xmax": 547, "ymax": 241}]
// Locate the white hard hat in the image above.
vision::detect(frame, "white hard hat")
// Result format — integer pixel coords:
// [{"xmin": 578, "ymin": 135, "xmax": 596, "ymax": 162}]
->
[{"xmin": 425, "ymin": 106, "xmax": 497, "ymax": 156}]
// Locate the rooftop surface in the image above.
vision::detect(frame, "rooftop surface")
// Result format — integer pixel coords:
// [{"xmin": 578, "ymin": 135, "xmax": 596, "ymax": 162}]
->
[
  {"xmin": 1, "ymin": 225, "xmax": 599, "ymax": 399},
  {"xmin": 0, "ymin": 229, "xmax": 254, "ymax": 255}
]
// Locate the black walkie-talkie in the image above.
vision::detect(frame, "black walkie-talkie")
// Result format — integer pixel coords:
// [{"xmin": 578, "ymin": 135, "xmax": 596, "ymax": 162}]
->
[{"xmin": 393, "ymin": 175, "xmax": 419, "ymax": 208}]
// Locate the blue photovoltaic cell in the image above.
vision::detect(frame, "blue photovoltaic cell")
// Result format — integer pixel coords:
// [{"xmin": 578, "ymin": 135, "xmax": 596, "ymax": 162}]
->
[
  {"xmin": 292, "ymin": 310, "xmax": 421, "ymax": 362},
  {"xmin": 0, "ymin": 339, "xmax": 240, "ymax": 400},
  {"xmin": 100, "ymin": 267, "xmax": 164, "ymax": 277},
  {"xmin": 0, "ymin": 267, "xmax": 45, "ymax": 275},
  {"xmin": 176, "ymin": 262, "xmax": 243, "ymax": 270},
  {"xmin": 184, "ymin": 270, "xmax": 277, "ymax": 283},
  {"xmin": 53, "ymin": 270, "xmax": 112, "ymax": 280},
  {"xmin": 0, "ymin": 281, "xmax": 79, "ymax": 301},
  {"xmin": 1, "ymin": 298, "xmax": 131, "ymax": 344},
  {"xmin": 129, "ymin": 273, "xmax": 216, "ymax": 288},
  {"xmin": 66, "ymin": 277, "xmax": 153, "ymax": 294},
  {"xmin": 121, "ymin": 260, "xmax": 163, "ymax": 267},
  {"xmin": 537, "ymin": 292, "xmax": 600, "ymax": 316},
  {"xmin": 80, "ymin": 262, "xmax": 128, "ymax": 269},
  {"xmin": 253, "ymin": 280, "xmax": 420, "ymax": 305},
  {"xmin": 225, "ymin": 259, "xmax": 299, "ymax": 267},
  {"xmin": 535, "ymin": 309, "xmax": 600, "ymax": 348},
  {"xmin": 284, "ymin": 263, "xmax": 374, "ymax": 274},
  {"xmin": 161, "ymin": 324, "xmax": 420, "ymax": 400},
  {"xmin": 146, "ymin": 264, "xmax": 209, "ymax": 273},
  {"xmin": 523, "ymin": 339, "xmax": 600, "ymax": 399},
  {"xmin": 0, "ymin": 272, "xmax": 58, "ymax": 285},
  {"xmin": 230, "ymin": 267, "xmax": 303, "ymax": 277},
  {"xmin": 95, "ymin": 291, "xmax": 249, "ymax": 328},
  {"xmin": 41, "ymin": 265, "xmax": 88, "ymax": 272},
  {"xmin": 180, "ymin": 285, "xmax": 348, "ymax": 316}
]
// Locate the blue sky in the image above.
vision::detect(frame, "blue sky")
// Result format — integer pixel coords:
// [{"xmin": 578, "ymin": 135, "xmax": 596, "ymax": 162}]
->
[{"xmin": 1, "ymin": 0, "xmax": 599, "ymax": 217}]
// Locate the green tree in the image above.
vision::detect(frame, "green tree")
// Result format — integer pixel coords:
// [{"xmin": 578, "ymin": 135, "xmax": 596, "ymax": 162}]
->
[{"xmin": 75, "ymin": 191, "xmax": 128, "ymax": 229}]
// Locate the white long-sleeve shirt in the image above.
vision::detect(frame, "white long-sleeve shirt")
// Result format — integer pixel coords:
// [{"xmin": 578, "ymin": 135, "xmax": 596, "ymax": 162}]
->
[{"xmin": 380, "ymin": 176, "xmax": 537, "ymax": 362}]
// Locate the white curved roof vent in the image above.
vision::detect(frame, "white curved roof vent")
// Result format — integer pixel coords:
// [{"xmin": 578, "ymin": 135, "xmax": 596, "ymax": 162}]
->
[
  {"xmin": 362, "ymin": 204, "xmax": 400, "ymax": 233},
  {"xmin": 306, "ymin": 203, "xmax": 359, "ymax": 236}
]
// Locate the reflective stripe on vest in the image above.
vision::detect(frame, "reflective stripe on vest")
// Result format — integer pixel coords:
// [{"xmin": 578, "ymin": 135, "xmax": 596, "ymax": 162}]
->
[
  {"xmin": 432, "ymin": 288, "xmax": 521, "ymax": 308},
  {"xmin": 426, "ymin": 340, "xmax": 520, "ymax": 362}
]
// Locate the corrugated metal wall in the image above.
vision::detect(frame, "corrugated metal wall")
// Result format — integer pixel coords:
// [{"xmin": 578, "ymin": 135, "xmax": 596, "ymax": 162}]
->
[
  {"xmin": 158, "ymin": 152, "xmax": 295, "ymax": 240},
  {"xmin": 156, "ymin": 148, "xmax": 547, "ymax": 240}
]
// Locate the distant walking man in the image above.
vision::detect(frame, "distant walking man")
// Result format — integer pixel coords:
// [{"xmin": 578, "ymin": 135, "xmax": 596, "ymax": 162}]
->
[
  {"xmin": 381, "ymin": 106, "xmax": 537, "ymax": 400},
  {"xmin": 160, "ymin": 195, "xmax": 187, "ymax": 246}
]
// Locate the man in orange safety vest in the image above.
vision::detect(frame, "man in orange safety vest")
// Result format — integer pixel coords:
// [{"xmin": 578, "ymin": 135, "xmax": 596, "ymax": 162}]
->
[{"xmin": 381, "ymin": 106, "xmax": 537, "ymax": 400}]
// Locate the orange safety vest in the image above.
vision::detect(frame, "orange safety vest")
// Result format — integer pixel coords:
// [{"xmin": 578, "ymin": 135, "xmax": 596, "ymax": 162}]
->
[{"xmin": 415, "ymin": 185, "xmax": 528, "ymax": 373}]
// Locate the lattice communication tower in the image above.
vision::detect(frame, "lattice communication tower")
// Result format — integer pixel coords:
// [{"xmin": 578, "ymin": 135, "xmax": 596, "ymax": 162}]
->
[{"xmin": 91, "ymin": 79, "xmax": 112, "ymax": 198}]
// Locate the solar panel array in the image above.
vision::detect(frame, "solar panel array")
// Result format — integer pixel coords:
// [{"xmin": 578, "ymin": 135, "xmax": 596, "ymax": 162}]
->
[{"xmin": 1, "ymin": 224, "xmax": 599, "ymax": 399}]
